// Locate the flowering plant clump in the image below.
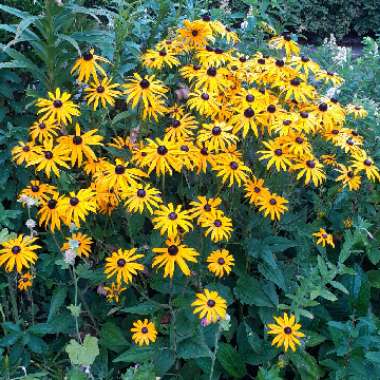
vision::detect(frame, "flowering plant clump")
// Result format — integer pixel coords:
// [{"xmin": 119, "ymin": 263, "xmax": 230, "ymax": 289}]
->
[{"xmin": 2, "ymin": 6, "xmax": 380, "ymax": 379}]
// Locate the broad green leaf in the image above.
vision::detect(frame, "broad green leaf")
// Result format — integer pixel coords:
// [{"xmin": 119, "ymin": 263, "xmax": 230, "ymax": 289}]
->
[
  {"xmin": 216, "ymin": 343, "xmax": 247, "ymax": 379},
  {"xmin": 47, "ymin": 287, "xmax": 67, "ymax": 322},
  {"xmin": 65, "ymin": 335, "xmax": 99, "ymax": 366},
  {"xmin": 114, "ymin": 345, "xmax": 155, "ymax": 363},
  {"xmin": 234, "ymin": 275, "xmax": 275, "ymax": 307}
]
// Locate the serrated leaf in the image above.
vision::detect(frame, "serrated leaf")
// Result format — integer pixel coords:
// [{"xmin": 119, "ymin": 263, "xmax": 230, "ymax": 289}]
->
[
  {"xmin": 65, "ymin": 335, "xmax": 99, "ymax": 366},
  {"xmin": 216, "ymin": 343, "xmax": 247, "ymax": 379},
  {"xmin": 114, "ymin": 345, "xmax": 155, "ymax": 363},
  {"xmin": 234, "ymin": 275, "xmax": 275, "ymax": 307}
]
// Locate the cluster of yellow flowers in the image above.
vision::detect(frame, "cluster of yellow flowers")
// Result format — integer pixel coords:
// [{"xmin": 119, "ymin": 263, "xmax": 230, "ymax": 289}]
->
[{"xmin": 3, "ymin": 16, "xmax": 378, "ymax": 351}]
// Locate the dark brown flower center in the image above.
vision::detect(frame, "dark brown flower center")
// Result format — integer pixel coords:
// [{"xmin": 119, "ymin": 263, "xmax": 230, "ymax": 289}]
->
[
  {"xmin": 115, "ymin": 165, "xmax": 125, "ymax": 174},
  {"xmin": 274, "ymin": 149, "xmax": 282, "ymax": 156},
  {"xmin": 276, "ymin": 59, "xmax": 285, "ymax": 67},
  {"xmin": 301, "ymin": 56, "xmax": 310, "ymax": 62},
  {"xmin": 284, "ymin": 326, "xmax": 292, "ymax": 334},
  {"xmin": 212, "ymin": 126, "xmax": 221, "ymax": 136},
  {"xmin": 269, "ymin": 198, "xmax": 277, "ymax": 205},
  {"xmin": 168, "ymin": 212, "xmax": 177, "ymax": 220},
  {"xmin": 230, "ymin": 161, "xmax": 238, "ymax": 170},
  {"xmin": 291, "ymin": 78, "xmax": 301, "ymax": 86},
  {"xmin": 207, "ymin": 67, "xmax": 217, "ymax": 77},
  {"xmin": 117, "ymin": 258, "xmax": 126, "ymax": 267},
  {"xmin": 39, "ymin": 122, "xmax": 46, "ymax": 129},
  {"xmin": 83, "ymin": 52, "xmax": 93, "ymax": 61},
  {"xmin": 322, "ymin": 233, "xmax": 328, "ymax": 238},
  {"xmin": 254, "ymin": 187, "xmax": 261, "ymax": 193},
  {"xmin": 204, "ymin": 204, "xmax": 212, "ymax": 212},
  {"xmin": 214, "ymin": 219, "xmax": 222, "ymax": 227},
  {"xmin": 12, "ymin": 246, "xmax": 21, "ymax": 254},
  {"xmin": 141, "ymin": 326, "xmax": 149, "ymax": 334},
  {"xmin": 244, "ymin": 108, "xmax": 255, "ymax": 118},
  {"xmin": 319, "ymin": 103, "xmax": 328, "ymax": 112},
  {"xmin": 347, "ymin": 171, "xmax": 354, "ymax": 178},
  {"xmin": 168, "ymin": 245, "xmax": 178, "ymax": 255},
  {"xmin": 23, "ymin": 146, "xmax": 30, "ymax": 152},
  {"xmin": 31, "ymin": 185, "xmax": 39, "ymax": 192},
  {"xmin": 139, "ymin": 79, "xmax": 150, "ymax": 89},
  {"xmin": 181, "ymin": 145, "xmax": 189, "ymax": 152},
  {"xmin": 96, "ymin": 85, "xmax": 105, "ymax": 93},
  {"xmin": 200, "ymin": 147, "xmax": 208, "ymax": 155},
  {"xmin": 267, "ymin": 105, "xmax": 276, "ymax": 113},
  {"xmin": 207, "ymin": 299, "xmax": 216, "ymax": 307},
  {"xmin": 47, "ymin": 199, "xmax": 57, "ymax": 209},
  {"xmin": 283, "ymin": 119, "xmax": 291, "ymax": 126},
  {"xmin": 201, "ymin": 93, "xmax": 209, "ymax": 100},
  {"xmin": 159, "ymin": 49, "xmax": 167, "ymax": 56},
  {"xmin": 137, "ymin": 189, "xmax": 146, "ymax": 197},
  {"xmin": 246, "ymin": 94, "xmax": 254, "ymax": 102},
  {"xmin": 72, "ymin": 136, "xmax": 82, "ymax": 145},
  {"xmin": 364, "ymin": 159, "xmax": 372, "ymax": 166},
  {"xmin": 300, "ymin": 111, "xmax": 309, "ymax": 119},
  {"xmin": 191, "ymin": 30, "xmax": 199, "ymax": 37},
  {"xmin": 70, "ymin": 197, "xmax": 79, "ymax": 206},
  {"xmin": 295, "ymin": 137, "xmax": 304, "ymax": 144},
  {"xmin": 53, "ymin": 100, "xmax": 62, "ymax": 108},
  {"xmin": 202, "ymin": 14, "xmax": 211, "ymax": 22},
  {"xmin": 171, "ymin": 119, "xmax": 181, "ymax": 128},
  {"xmin": 258, "ymin": 58, "xmax": 266, "ymax": 64},
  {"xmin": 44, "ymin": 151, "xmax": 53, "ymax": 159},
  {"xmin": 157, "ymin": 145, "xmax": 168, "ymax": 155},
  {"xmin": 306, "ymin": 160, "xmax": 315, "ymax": 169},
  {"xmin": 218, "ymin": 258, "xmax": 225, "ymax": 265}
]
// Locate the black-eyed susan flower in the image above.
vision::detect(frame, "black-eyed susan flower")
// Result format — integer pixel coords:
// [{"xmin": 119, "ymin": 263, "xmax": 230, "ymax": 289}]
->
[
  {"xmin": 346, "ymin": 104, "xmax": 367, "ymax": 119},
  {"xmin": 335, "ymin": 164, "xmax": 361, "ymax": 191},
  {"xmin": 131, "ymin": 319, "xmax": 157, "ymax": 346},
  {"xmin": 187, "ymin": 90, "xmax": 220, "ymax": 117},
  {"xmin": 315, "ymin": 70, "xmax": 344, "ymax": 86},
  {"xmin": 123, "ymin": 73, "xmax": 168, "ymax": 109},
  {"xmin": 29, "ymin": 119, "xmax": 59, "ymax": 143},
  {"xmin": 37, "ymin": 193, "xmax": 66, "ymax": 231},
  {"xmin": 189, "ymin": 196, "xmax": 222, "ymax": 224},
  {"xmin": 62, "ymin": 232, "xmax": 93, "ymax": 258},
  {"xmin": 196, "ymin": 46, "xmax": 232, "ymax": 68},
  {"xmin": 350, "ymin": 151, "xmax": 380, "ymax": 182},
  {"xmin": 207, "ymin": 249, "xmax": 234, "ymax": 278},
  {"xmin": 230, "ymin": 106, "xmax": 259, "ymax": 137},
  {"xmin": 200, "ymin": 210, "xmax": 233, "ymax": 242},
  {"xmin": 0, "ymin": 235, "xmax": 40, "ymax": 273},
  {"xmin": 194, "ymin": 66, "xmax": 231, "ymax": 94},
  {"xmin": 279, "ymin": 77, "xmax": 316, "ymax": 103},
  {"xmin": 152, "ymin": 203, "xmax": 193, "ymax": 238},
  {"xmin": 152, "ymin": 237, "xmax": 199, "ymax": 278},
  {"xmin": 84, "ymin": 76, "xmax": 121, "ymax": 110},
  {"xmin": 258, "ymin": 140, "xmax": 292, "ymax": 172},
  {"xmin": 165, "ymin": 113, "xmax": 198, "ymax": 141},
  {"xmin": 257, "ymin": 193, "xmax": 288, "ymax": 221},
  {"xmin": 104, "ymin": 282, "xmax": 126, "ymax": 303},
  {"xmin": 141, "ymin": 94, "xmax": 168, "ymax": 121},
  {"xmin": 18, "ymin": 272, "xmax": 33, "ymax": 291},
  {"xmin": 290, "ymin": 55, "xmax": 320, "ymax": 77},
  {"xmin": 60, "ymin": 188, "xmax": 97, "ymax": 228},
  {"xmin": 139, "ymin": 137, "xmax": 182, "ymax": 176},
  {"xmin": 141, "ymin": 48, "xmax": 180, "ymax": 70},
  {"xmin": 212, "ymin": 155, "xmax": 251, "ymax": 187},
  {"xmin": 20, "ymin": 180, "xmax": 56, "ymax": 203},
  {"xmin": 313, "ymin": 228, "xmax": 335, "ymax": 248},
  {"xmin": 108, "ymin": 136, "xmax": 134, "ymax": 151},
  {"xmin": 28, "ymin": 139, "xmax": 70, "ymax": 178},
  {"xmin": 267, "ymin": 312, "xmax": 305, "ymax": 352},
  {"xmin": 83, "ymin": 157, "xmax": 109, "ymax": 176},
  {"xmin": 292, "ymin": 156, "xmax": 326, "ymax": 187},
  {"xmin": 197, "ymin": 121, "xmax": 239, "ymax": 152},
  {"xmin": 36, "ymin": 88, "xmax": 80, "ymax": 125},
  {"xmin": 244, "ymin": 177, "xmax": 271, "ymax": 206},
  {"xmin": 123, "ymin": 183, "xmax": 162, "ymax": 214},
  {"xmin": 191, "ymin": 289, "xmax": 227, "ymax": 323},
  {"xmin": 58, "ymin": 123, "xmax": 103, "ymax": 167},
  {"xmin": 12, "ymin": 141, "xmax": 41, "ymax": 166},
  {"xmin": 268, "ymin": 34, "xmax": 300, "ymax": 57},
  {"xmin": 178, "ymin": 19, "xmax": 213, "ymax": 48},
  {"xmin": 104, "ymin": 248, "xmax": 144, "ymax": 284},
  {"xmin": 71, "ymin": 49, "xmax": 110, "ymax": 83}
]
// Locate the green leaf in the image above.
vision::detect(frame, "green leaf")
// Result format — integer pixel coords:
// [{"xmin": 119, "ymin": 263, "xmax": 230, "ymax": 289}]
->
[
  {"xmin": 367, "ymin": 247, "xmax": 380, "ymax": 265},
  {"xmin": 114, "ymin": 345, "xmax": 155, "ymax": 363},
  {"xmin": 65, "ymin": 335, "xmax": 99, "ymax": 366},
  {"xmin": 122, "ymin": 363, "xmax": 156, "ymax": 380},
  {"xmin": 122, "ymin": 302, "xmax": 161, "ymax": 315},
  {"xmin": 177, "ymin": 338, "xmax": 210, "ymax": 359},
  {"xmin": 99, "ymin": 322, "xmax": 128, "ymax": 352},
  {"xmin": 47, "ymin": 287, "xmax": 67, "ymax": 322},
  {"xmin": 256, "ymin": 366, "xmax": 282, "ymax": 380},
  {"xmin": 368, "ymin": 270, "xmax": 380, "ymax": 288},
  {"xmin": 67, "ymin": 304, "xmax": 81, "ymax": 318},
  {"xmin": 216, "ymin": 343, "xmax": 247, "ymax": 379},
  {"xmin": 289, "ymin": 350, "xmax": 323, "ymax": 379},
  {"xmin": 234, "ymin": 275, "xmax": 275, "ymax": 307}
]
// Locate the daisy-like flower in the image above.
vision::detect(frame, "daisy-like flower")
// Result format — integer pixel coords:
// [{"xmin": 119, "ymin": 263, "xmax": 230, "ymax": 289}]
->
[
  {"xmin": 20, "ymin": 180, "xmax": 56, "ymax": 203},
  {"xmin": 268, "ymin": 34, "xmax": 300, "ymax": 57},
  {"xmin": 292, "ymin": 156, "xmax": 326, "ymax": 187},
  {"xmin": 178, "ymin": 19, "xmax": 213, "ymax": 48},
  {"xmin": 279, "ymin": 77, "xmax": 316, "ymax": 103},
  {"xmin": 187, "ymin": 90, "xmax": 220, "ymax": 117},
  {"xmin": 257, "ymin": 193, "xmax": 288, "ymax": 221},
  {"xmin": 207, "ymin": 249, "xmax": 234, "ymax": 278},
  {"xmin": 36, "ymin": 88, "xmax": 80, "ymax": 125},
  {"xmin": 18, "ymin": 272, "xmax": 33, "ymax": 291},
  {"xmin": 321, "ymin": 154, "xmax": 338, "ymax": 167},
  {"xmin": 98, "ymin": 159, "xmax": 148, "ymax": 191},
  {"xmin": 57, "ymin": 123, "xmax": 103, "ymax": 167},
  {"xmin": 12, "ymin": 141, "xmax": 41, "ymax": 166},
  {"xmin": 180, "ymin": 64, "xmax": 203, "ymax": 83},
  {"xmin": 83, "ymin": 157, "xmax": 109, "ymax": 176},
  {"xmin": 315, "ymin": 70, "xmax": 344, "ymax": 86},
  {"xmin": 70, "ymin": 49, "xmax": 110, "ymax": 83},
  {"xmin": 0, "ymin": 235, "xmax": 40, "ymax": 273},
  {"xmin": 258, "ymin": 140, "xmax": 292, "ymax": 172},
  {"xmin": 141, "ymin": 94, "xmax": 168, "ymax": 121},
  {"xmin": 37, "ymin": 193, "xmax": 66, "ymax": 231},
  {"xmin": 191, "ymin": 289, "xmax": 227, "ymax": 323},
  {"xmin": 28, "ymin": 139, "xmax": 70, "ymax": 178},
  {"xmin": 230, "ymin": 106, "xmax": 259, "ymax": 137},
  {"xmin": 123, "ymin": 73, "xmax": 168, "ymax": 109},
  {"xmin": 313, "ymin": 228, "xmax": 335, "ymax": 248},
  {"xmin": 141, "ymin": 48, "xmax": 180, "ymax": 70},
  {"xmin": 84, "ymin": 76, "xmax": 121, "ymax": 110},
  {"xmin": 60, "ymin": 188, "xmax": 97, "ymax": 227},
  {"xmin": 29, "ymin": 119, "xmax": 59, "ymax": 143},
  {"xmin": 189, "ymin": 196, "xmax": 222, "ymax": 224},
  {"xmin": 290, "ymin": 55, "xmax": 320, "ymax": 77},
  {"xmin": 200, "ymin": 210, "xmax": 233, "ymax": 242},
  {"xmin": 196, "ymin": 46, "xmax": 232, "ymax": 68},
  {"xmin": 152, "ymin": 237, "xmax": 199, "ymax": 278},
  {"xmin": 197, "ymin": 122, "xmax": 239, "ymax": 152},
  {"xmin": 61, "ymin": 232, "xmax": 93, "ymax": 258},
  {"xmin": 123, "ymin": 183, "xmax": 162, "ymax": 214},
  {"xmin": 335, "ymin": 164, "xmax": 361, "ymax": 191},
  {"xmin": 212, "ymin": 155, "xmax": 251, "ymax": 187},
  {"xmin": 244, "ymin": 176, "xmax": 271, "ymax": 206},
  {"xmin": 104, "ymin": 248, "xmax": 144, "ymax": 284},
  {"xmin": 350, "ymin": 151, "xmax": 380, "ymax": 182},
  {"xmin": 346, "ymin": 104, "xmax": 367, "ymax": 119},
  {"xmin": 152, "ymin": 203, "xmax": 193, "ymax": 238},
  {"xmin": 139, "ymin": 136, "xmax": 182, "ymax": 176},
  {"xmin": 267, "ymin": 312, "xmax": 305, "ymax": 352},
  {"xmin": 194, "ymin": 66, "xmax": 231, "ymax": 94},
  {"xmin": 131, "ymin": 319, "xmax": 158, "ymax": 346},
  {"xmin": 104, "ymin": 282, "xmax": 126, "ymax": 303},
  {"xmin": 165, "ymin": 113, "xmax": 198, "ymax": 141}
]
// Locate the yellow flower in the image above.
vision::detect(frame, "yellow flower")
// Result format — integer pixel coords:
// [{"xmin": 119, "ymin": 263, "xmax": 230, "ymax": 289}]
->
[
  {"xmin": 315, "ymin": 70, "xmax": 344, "ymax": 86},
  {"xmin": 313, "ymin": 228, "xmax": 335, "ymax": 248},
  {"xmin": 70, "ymin": 48, "xmax": 110, "ymax": 83},
  {"xmin": 343, "ymin": 218, "xmax": 353, "ymax": 229},
  {"xmin": 152, "ymin": 237, "xmax": 199, "ymax": 278},
  {"xmin": 189, "ymin": 196, "xmax": 222, "ymax": 224},
  {"xmin": 230, "ymin": 106, "xmax": 259, "ymax": 137},
  {"xmin": 84, "ymin": 76, "xmax": 121, "ymax": 110},
  {"xmin": 131, "ymin": 319, "xmax": 157, "ymax": 346},
  {"xmin": 194, "ymin": 66, "xmax": 231, "ymax": 94},
  {"xmin": 37, "ymin": 193, "xmax": 66, "ymax": 231},
  {"xmin": 104, "ymin": 282, "xmax": 126, "ymax": 303},
  {"xmin": 178, "ymin": 19, "xmax": 213, "ymax": 48},
  {"xmin": 267, "ymin": 312, "xmax": 305, "ymax": 352},
  {"xmin": 207, "ymin": 249, "xmax": 234, "ymax": 278},
  {"xmin": 292, "ymin": 156, "xmax": 326, "ymax": 187},
  {"xmin": 258, "ymin": 140, "xmax": 292, "ymax": 172},
  {"xmin": 200, "ymin": 210, "xmax": 233, "ymax": 242},
  {"xmin": 165, "ymin": 113, "xmax": 198, "ymax": 142},
  {"xmin": 197, "ymin": 121, "xmax": 239, "ymax": 152},
  {"xmin": 257, "ymin": 193, "xmax": 288, "ymax": 221},
  {"xmin": 29, "ymin": 119, "xmax": 59, "ymax": 143},
  {"xmin": 20, "ymin": 180, "xmax": 56, "ymax": 203},
  {"xmin": 104, "ymin": 248, "xmax": 144, "ymax": 284},
  {"xmin": 290, "ymin": 55, "xmax": 320, "ymax": 77},
  {"xmin": 141, "ymin": 48, "xmax": 180, "ymax": 70},
  {"xmin": 62, "ymin": 232, "xmax": 93, "ymax": 258},
  {"xmin": 346, "ymin": 104, "xmax": 367, "ymax": 119},
  {"xmin": 123, "ymin": 73, "xmax": 168, "ymax": 109},
  {"xmin": 212, "ymin": 155, "xmax": 251, "ymax": 187},
  {"xmin": 187, "ymin": 90, "xmax": 220, "ymax": 117},
  {"xmin": 0, "ymin": 235, "xmax": 40, "ymax": 273},
  {"xmin": 244, "ymin": 177, "xmax": 271, "ymax": 206},
  {"xmin": 57, "ymin": 123, "xmax": 103, "ymax": 167},
  {"xmin": 191, "ymin": 289, "xmax": 227, "ymax": 323},
  {"xmin": 122, "ymin": 183, "xmax": 162, "ymax": 214},
  {"xmin": 268, "ymin": 34, "xmax": 300, "ymax": 57},
  {"xmin": 36, "ymin": 88, "xmax": 80, "ymax": 125},
  {"xmin": 335, "ymin": 164, "xmax": 361, "ymax": 191},
  {"xmin": 350, "ymin": 151, "xmax": 380, "ymax": 182},
  {"xmin": 60, "ymin": 188, "xmax": 97, "ymax": 228},
  {"xmin": 152, "ymin": 203, "xmax": 193, "ymax": 239},
  {"xmin": 18, "ymin": 272, "xmax": 33, "ymax": 291},
  {"xmin": 12, "ymin": 141, "xmax": 41, "ymax": 166},
  {"xmin": 196, "ymin": 46, "xmax": 232, "ymax": 68}
]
